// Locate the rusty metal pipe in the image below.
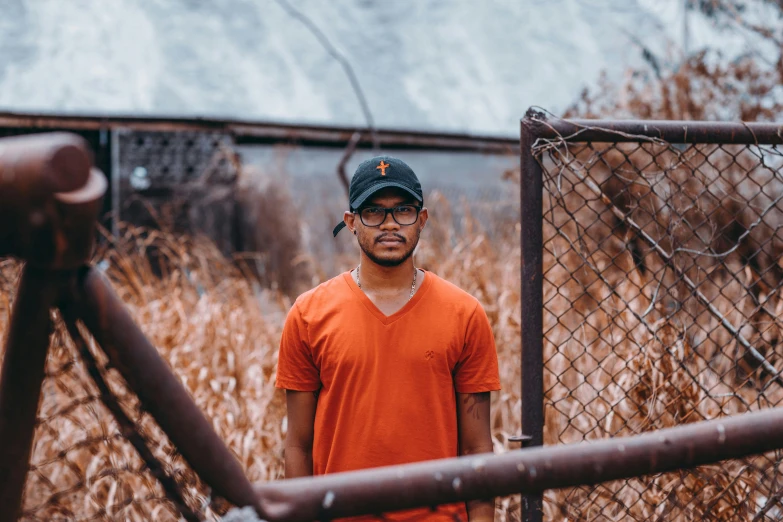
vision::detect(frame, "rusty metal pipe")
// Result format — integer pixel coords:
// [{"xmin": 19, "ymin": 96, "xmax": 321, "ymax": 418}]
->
[
  {"xmin": 0, "ymin": 110, "xmax": 520, "ymax": 153},
  {"xmin": 42, "ymin": 168, "xmax": 107, "ymax": 269},
  {"xmin": 0, "ymin": 132, "xmax": 91, "ymax": 202},
  {"xmin": 0, "ymin": 265, "xmax": 61, "ymax": 522},
  {"xmin": 59, "ymin": 310, "xmax": 201, "ymax": 522},
  {"xmin": 72, "ymin": 267, "xmax": 261, "ymax": 513},
  {"xmin": 518, "ymin": 119, "xmax": 544, "ymax": 522},
  {"xmin": 525, "ymin": 112, "xmax": 783, "ymax": 145},
  {"xmin": 0, "ymin": 133, "xmax": 104, "ymax": 268},
  {"xmin": 253, "ymin": 407, "xmax": 783, "ymax": 521}
]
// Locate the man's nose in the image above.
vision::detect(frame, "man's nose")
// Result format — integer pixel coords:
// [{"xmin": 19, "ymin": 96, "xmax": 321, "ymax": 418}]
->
[{"xmin": 379, "ymin": 211, "xmax": 399, "ymax": 230}]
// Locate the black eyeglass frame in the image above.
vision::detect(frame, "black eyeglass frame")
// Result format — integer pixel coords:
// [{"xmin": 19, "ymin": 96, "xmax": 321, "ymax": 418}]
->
[{"xmin": 354, "ymin": 205, "xmax": 423, "ymax": 227}]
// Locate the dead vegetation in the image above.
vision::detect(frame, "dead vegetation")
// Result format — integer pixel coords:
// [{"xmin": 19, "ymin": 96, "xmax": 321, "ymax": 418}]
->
[
  {"xmin": 8, "ymin": 3, "xmax": 783, "ymax": 517},
  {"xmin": 538, "ymin": 4, "xmax": 783, "ymax": 516},
  {"xmin": 537, "ymin": 137, "xmax": 783, "ymax": 520},
  {"xmin": 7, "ymin": 156, "xmax": 783, "ymax": 519},
  {"xmin": 4, "ymin": 196, "xmax": 525, "ymax": 521}
]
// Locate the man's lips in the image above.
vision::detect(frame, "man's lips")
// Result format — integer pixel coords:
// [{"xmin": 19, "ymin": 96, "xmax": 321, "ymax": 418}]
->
[{"xmin": 376, "ymin": 235, "xmax": 405, "ymax": 245}]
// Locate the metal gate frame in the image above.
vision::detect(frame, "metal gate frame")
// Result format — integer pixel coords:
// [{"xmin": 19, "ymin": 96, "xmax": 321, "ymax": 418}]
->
[{"xmin": 518, "ymin": 109, "xmax": 783, "ymax": 521}]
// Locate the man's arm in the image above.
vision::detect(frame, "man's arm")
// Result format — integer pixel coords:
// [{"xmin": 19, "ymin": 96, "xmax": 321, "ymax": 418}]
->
[
  {"xmin": 457, "ymin": 391, "xmax": 495, "ymax": 522},
  {"xmin": 284, "ymin": 390, "xmax": 318, "ymax": 478}
]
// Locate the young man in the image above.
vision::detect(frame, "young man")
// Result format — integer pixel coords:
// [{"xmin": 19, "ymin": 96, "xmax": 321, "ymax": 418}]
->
[{"xmin": 275, "ymin": 156, "xmax": 500, "ymax": 521}]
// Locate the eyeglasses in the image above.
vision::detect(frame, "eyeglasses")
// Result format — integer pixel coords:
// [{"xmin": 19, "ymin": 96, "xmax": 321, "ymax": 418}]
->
[{"xmin": 356, "ymin": 205, "xmax": 422, "ymax": 227}]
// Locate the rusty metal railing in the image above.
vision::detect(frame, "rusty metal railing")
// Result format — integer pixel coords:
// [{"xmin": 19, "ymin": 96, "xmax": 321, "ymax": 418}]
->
[
  {"xmin": 252, "ymin": 406, "xmax": 783, "ymax": 520},
  {"xmin": 0, "ymin": 133, "xmax": 260, "ymax": 522},
  {"xmin": 0, "ymin": 110, "xmax": 519, "ymax": 154}
]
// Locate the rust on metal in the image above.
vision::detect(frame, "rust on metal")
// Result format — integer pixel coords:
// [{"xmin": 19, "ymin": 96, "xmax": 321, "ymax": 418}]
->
[
  {"xmin": 45, "ymin": 168, "xmax": 107, "ymax": 269},
  {"xmin": 253, "ymin": 407, "xmax": 783, "ymax": 521},
  {"xmin": 0, "ymin": 110, "xmax": 519, "ymax": 153},
  {"xmin": 0, "ymin": 132, "xmax": 91, "ymax": 199},
  {"xmin": 0, "ymin": 130, "xmax": 260, "ymax": 518},
  {"xmin": 72, "ymin": 267, "xmax": 262, "ymax": 514},
  {"xmin": 0, "ymin": 265, "xmax": 62, "ymax": 522},
  {"xmin": 0, "ymin": 133, "xmax": 105, "ymax": 268},
  {"xmin": 59, "ymin": 309, "xmax": 202, "ymax": 522},
  {"xmin": 518, "ymin": 117, "xmax": 544, "ymax": 522},
  {"xmin": 0, "ymin": 131, "xmax": 108, "ymax": 520},
  {"xmin": 525, "ymin": 113, "xmax": 783, "ymax": 145},
  {"xmin": 0, "ymin": 129, "xmax": 257, "ymax": 519}
]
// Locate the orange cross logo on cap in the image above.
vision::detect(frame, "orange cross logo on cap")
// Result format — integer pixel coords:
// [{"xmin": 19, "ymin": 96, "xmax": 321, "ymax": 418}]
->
[{"xmin": 376, "ymin": 160, "xmax": 390, "ymax": 176}]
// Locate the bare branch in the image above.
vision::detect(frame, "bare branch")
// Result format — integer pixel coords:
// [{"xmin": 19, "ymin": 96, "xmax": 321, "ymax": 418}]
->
[
  {"xmin": 337, "ymin": 131, "xmax": 362, "ymax": 196},
  {"xmin": 273, "ymin": 0, "xmax": 379, "ymax": 151}
]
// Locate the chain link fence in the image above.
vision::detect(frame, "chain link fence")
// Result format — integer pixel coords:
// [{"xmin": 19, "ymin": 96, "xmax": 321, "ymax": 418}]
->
[
  {"xmin": 0, "ymin": 255, "xmax": 222, "ymax": 522},
  {"xmin": 525, "ymin": 116, "xmax": 783, "ymax": 520},
  {"xmin": 20, "ymin": 328, "xmax": 207, "ymax": 521}
]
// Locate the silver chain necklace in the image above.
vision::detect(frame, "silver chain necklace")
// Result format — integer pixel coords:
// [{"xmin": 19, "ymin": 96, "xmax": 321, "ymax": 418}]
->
[{"xmin": 356, "ymin": 264, "xmax": 417, "ymax": 301}]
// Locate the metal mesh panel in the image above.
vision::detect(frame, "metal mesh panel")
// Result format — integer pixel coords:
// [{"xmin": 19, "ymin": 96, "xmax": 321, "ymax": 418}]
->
[
  {"xmin": 20, "ymin": 330, "xmax": 186, "ymax": 521},
  {"xmin": 15, "ymin": 315, "xmax": 215, "ymax": 521},
  {"xmin": 116, "ymin": 129, "xmax": 239, "ymax": 256},
  {"xmin": 537, "ymin": 136, "xmax": 783, "ymax": 520},
  {"xmin": 0, "ymin": 239, "xmax": 230, "ymax": 521}
]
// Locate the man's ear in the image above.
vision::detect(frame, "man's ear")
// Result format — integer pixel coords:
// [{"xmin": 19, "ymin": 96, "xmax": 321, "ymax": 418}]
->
[
  {"xmin": 344, "ymin": 211, "xmax": 357, "ymax": 234},
  {"xmin": 418, "ymin": 207, "xmax": 428, "ymax": 230}
]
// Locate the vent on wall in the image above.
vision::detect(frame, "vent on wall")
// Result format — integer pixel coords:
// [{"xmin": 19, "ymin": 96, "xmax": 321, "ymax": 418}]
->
[{"xmin": 114, "ymin": 129, "xmax": 239, "ymax": 255}]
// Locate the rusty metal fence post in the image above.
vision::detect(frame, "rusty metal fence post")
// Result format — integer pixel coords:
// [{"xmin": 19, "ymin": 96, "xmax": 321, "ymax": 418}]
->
[
  {"xmin": 70, "ymin": 266, "xmax": 261, "ymax": 511},
  {"xmin": 519, "ymin": 112, "xmax": 545, "ymax": 522},
  {"xmin": 0, "ymin": 265, "xmax": 61, "ymax": 519}
]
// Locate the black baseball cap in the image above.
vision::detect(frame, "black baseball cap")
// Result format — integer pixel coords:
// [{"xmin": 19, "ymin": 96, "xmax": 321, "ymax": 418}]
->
[{"xmin": 333, "ymin": 155, "xmax": 424, "ymax": 237}]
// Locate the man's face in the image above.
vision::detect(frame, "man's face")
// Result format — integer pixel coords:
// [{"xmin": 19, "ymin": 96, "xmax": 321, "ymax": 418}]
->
[{"xmin": 345, "ymin": 188, "xmax": 428, "ymax": 267}]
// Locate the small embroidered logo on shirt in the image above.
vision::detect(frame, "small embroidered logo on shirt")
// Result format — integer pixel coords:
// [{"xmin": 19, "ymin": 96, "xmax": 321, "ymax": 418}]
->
[
  {"xmin": 424, "ymin": 350, "xmax": 435, "ymax": 360},
  {"xmin": 376, "ymin": 160, "xmax": 390, "ymax": 176}
]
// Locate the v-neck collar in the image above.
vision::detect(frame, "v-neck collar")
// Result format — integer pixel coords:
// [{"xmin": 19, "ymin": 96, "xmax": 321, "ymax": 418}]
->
[{"xmin": 342, "ymin": 269, "xmax": 433, "ymax": 325}]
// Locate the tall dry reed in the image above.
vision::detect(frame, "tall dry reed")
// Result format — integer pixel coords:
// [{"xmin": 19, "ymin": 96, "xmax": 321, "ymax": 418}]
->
[{"xmin": 4, "ymin": 182, "xmax": 779, "ymax": 521}]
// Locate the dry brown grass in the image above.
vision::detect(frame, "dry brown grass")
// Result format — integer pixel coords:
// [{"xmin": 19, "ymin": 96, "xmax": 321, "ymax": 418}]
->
[
  {"xmin": 1, "ymin": 194, "xmax": 524, "ymax": 521},
  {"xmin": 8, "ymin": 227, "xmax": 289, "ymax": 521},
  {"xmin": 550, "ymin": 11, "xmax": 783, "ymax": 516},
  {"xmin": 3, "ymin": 176, "xmax": 781, "ymax": 520}
]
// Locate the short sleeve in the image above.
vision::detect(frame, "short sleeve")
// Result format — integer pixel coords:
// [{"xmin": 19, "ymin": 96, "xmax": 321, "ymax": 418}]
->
[
  {"xmin": 454, "ymin": 302, "xmax": 501, "ymax": 393},
  {"xmin": 275, "ymin": 302, "xmax": 320, "ymax": 391}
]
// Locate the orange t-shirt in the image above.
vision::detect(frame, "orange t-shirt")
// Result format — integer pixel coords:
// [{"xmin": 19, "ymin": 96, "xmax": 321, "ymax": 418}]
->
[{"xmin": 275, "ymin": 270, "xmax": 501, "ymax": 521}]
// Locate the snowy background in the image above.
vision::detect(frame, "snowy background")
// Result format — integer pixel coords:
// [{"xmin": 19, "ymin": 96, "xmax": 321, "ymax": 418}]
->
[{"xmin": 0, "ymin": 0, "xmax": 778, "ymax": 137}]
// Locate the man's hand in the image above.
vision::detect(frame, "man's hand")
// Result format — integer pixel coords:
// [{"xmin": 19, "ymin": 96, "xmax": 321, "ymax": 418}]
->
[
  {"xmin": 284, "ymin": 390, "xmax": 318, "ymax": 478},
  {"xmin": 457, "ymin": 391, "xmax": 495, "ymax": 522}
]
